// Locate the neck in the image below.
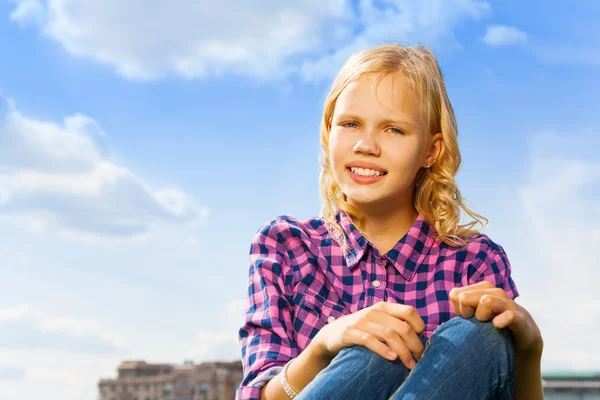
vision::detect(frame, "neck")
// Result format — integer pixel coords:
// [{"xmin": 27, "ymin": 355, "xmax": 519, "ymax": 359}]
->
[
  {"xmin": 365, "ymin": 207, "xmax": 418, "ymax": 240},
  {"xmin": 352, "ymin": 197, "xmax": 419, "ymax": 253}
]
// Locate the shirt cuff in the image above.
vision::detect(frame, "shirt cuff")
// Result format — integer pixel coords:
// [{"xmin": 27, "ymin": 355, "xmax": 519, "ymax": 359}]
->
[
  {"xmin": 236, "ymin": 366, "xmax": 285, "ymax": 400},
  {"xmin": 236, "ymin": 385, "xmax": 263, "ymax": 400},
  {"xmin": 247, "ymin": 366, "xmax": 284, "ymax": 388}
]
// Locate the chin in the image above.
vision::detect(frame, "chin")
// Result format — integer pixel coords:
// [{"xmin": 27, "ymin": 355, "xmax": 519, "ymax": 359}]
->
[{"xmin": 345, "ymin": 192, "xmax": 386, "ymax": 206}]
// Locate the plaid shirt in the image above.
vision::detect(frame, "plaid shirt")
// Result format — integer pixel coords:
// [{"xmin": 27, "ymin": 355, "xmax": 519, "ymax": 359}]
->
[{"xmin": 236, "ymin": 211, "xmax": 519, "ymax": 400}]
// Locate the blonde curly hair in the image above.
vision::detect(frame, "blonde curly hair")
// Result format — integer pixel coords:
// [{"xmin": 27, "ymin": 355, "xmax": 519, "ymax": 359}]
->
[{"xmin": 319, "ymin": 43, "xmax": 487, "ymax": 248}]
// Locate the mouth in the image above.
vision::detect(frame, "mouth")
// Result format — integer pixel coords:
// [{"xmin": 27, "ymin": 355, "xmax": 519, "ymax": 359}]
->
[{"xmin": 346, "ymin": 166, "xmax": 388, "ymax": 177}]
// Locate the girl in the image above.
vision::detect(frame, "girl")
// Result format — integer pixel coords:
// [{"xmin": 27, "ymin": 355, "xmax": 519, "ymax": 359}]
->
[{"xmin": 237, "ymin": 44, "xmax": 543, "ymax": 400}]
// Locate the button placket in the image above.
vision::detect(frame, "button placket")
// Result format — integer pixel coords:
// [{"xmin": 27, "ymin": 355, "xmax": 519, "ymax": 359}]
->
[
  {"xmin": 371, "ymin": 257, "xmax": 387, "ymax": 289},
  {"xmin": 366, "ymin": 254, "xmax": 388, "ymax": 306}
]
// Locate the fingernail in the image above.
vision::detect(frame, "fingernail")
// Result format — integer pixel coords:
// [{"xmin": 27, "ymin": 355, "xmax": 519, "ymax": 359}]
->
[
  {"xmin": 388, "ymin": 351, "xmax": 397, "ymax": 359},
  {"xmin": 409, "ymin": 359, "xmax": 416, "ymax": 369}
]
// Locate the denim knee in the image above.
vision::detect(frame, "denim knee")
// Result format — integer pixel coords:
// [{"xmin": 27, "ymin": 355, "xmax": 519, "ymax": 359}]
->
[
  {"xmin": 436, "ymin": 317, "xmax": 513, "ymax": 345},
  {"xmin": 296, "ymin": 346, "xmax": 411, "ymax": 400},
  {"xmin": 431, "ymin": 317, "xmax": 514, "ymax": 370},
  {"xmin": 333, "ymin": 345, "xmax": 409, "ymax": 378},
  {"xmin": 388, "ymin": 318, "xmax": 515, "ymax": 400},
  {"xmin": 334, "ymin": 345, "xmax": 391, "ymax": 369}
]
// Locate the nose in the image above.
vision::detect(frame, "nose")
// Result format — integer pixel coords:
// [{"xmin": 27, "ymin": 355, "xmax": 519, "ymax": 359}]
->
[{"xmin": 353, "ymin": 130, "xmax": 381, "ymax": 157}]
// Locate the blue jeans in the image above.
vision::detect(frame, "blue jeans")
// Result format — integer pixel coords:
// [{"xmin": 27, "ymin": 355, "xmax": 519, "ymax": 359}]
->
[{"xmin": 296, "ymin": 317, "xmax": 514, "ymax": 400}]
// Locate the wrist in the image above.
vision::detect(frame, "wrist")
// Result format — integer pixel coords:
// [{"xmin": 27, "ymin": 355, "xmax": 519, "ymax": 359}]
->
[
  {"xmin": 515, "ymin": 340, "xmax": 543, "ymax": 361},
  {"xmin": 306, "ymin": 336, "xmax": 334, "ymax": 364}
]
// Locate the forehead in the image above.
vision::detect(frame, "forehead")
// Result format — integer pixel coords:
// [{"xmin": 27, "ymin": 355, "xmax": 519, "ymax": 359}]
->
[{"xmin": 334, "ymin": 72, "xmax": 424, "ymax": 127}]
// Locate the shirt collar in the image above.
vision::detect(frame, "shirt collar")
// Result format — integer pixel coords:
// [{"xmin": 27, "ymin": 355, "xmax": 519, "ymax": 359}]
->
[{"xmin": 337, "ymin": 210, "xmax": 437, "ymax": 281}]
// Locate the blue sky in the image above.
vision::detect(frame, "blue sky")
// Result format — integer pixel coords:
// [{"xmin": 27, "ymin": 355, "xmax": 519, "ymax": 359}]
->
[{"xmin": 0, "ymin": 1, "xmax": 599, "ymax": 398}]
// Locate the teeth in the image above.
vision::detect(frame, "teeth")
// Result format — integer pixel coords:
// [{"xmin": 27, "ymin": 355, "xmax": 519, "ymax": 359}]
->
[{"xmin": 350, "ymin": 167, "xmax": 385, "ymax": 176}]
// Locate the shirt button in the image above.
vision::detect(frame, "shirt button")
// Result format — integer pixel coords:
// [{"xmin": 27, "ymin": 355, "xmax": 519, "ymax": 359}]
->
[
  {"xmin": 381, "ymin": 259, "xmax": 388, "ymax": 267},
  {"xmin": 372, "ymin": 280, "xmax": 381, "ymax": 288},
  {"xmin": 327, "ymin": 316, "xmax": 336, "ymax": 324}
]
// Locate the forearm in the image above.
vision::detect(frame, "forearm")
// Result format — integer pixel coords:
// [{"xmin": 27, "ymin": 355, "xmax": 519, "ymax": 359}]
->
[
  {"xmin": 513, "ymin": 348, "xmax": 544, "ymax": 400},
  {"xmin": 260, "ymin": 342, "xmax": 332, "ymax": 400}
]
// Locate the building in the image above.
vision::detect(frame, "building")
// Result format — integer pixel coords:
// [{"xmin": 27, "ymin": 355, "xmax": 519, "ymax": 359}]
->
[
  {"xmin": 99, "ymin": 361, "xmax": 600, "ymax": 400},
  {"xmin": 543, "ymin": 371, "xmax": 600, "ymax": 399},
  {"xmin": 98, "ymin": 359, "xmax": 243, "ymax": 400}
]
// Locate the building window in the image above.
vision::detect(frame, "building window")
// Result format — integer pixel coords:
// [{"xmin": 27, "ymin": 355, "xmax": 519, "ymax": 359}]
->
[{"xmin": 176, "ymin": 377, "xmax": 191, "ymax": 390}]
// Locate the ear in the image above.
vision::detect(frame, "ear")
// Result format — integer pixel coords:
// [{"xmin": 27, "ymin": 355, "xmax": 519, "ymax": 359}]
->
[{"xmin": 424, "ymin": 132, "xmax": 443, "ymax": 167}]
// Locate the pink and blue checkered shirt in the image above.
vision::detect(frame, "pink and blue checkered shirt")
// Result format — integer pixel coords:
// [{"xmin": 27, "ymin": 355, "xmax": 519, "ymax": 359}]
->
[{"xmin": 236, "ymin": 211, "xmax": 519, "ymax": 400}]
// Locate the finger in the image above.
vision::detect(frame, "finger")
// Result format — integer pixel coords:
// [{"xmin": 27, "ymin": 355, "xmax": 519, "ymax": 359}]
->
[
  {"xmin": 449, "ymin": 281, "xmax": 495, "ymax": 299},
  {"xmin": 394, "ymin": 320, "xmax": 424, "ymax": 361},
  {"xmin": 474, "ymin": 295, "xmax": 496, "ymax": 321},
  {"xmin": 363, "ymin": 320, "xmax": 417, "ymax": 368},
  {"xmin": 378, "ymin": 302, "xmax": 425, "ymax": 335},
  {"xmin": 455, "ymin": 289, "xmax": 506, "ymax": 318},
  {"xmin": 364, "ymin": 308, "xmax": 423, "ymax": 363},
  {"xmin": 492, "ymin": 309, "xmax": 517, "ymax": 329},
  {"xmin": 377, "ymin": 316, "xmax": 424, "ymax": 361},
  {"xmin": 345, "ymin": 327, "xmax": 402, "ymax": 363},
  {"xmin": 449, "ymin": 282, "xmax": 496, "ymax": 314},
  {"xmin": 457, "ymin": 292, "xmax": 477, "ymax": 319},
  {"xmin": 449, "ymin": 288, "xmax": 460, "ymax": 315},
  {"xmin": 476, "ymin": 293, "xmax": 515, "ymax": 322}
]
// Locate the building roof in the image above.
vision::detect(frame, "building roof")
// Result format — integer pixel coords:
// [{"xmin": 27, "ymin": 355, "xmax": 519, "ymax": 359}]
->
[{"xmin": 542, "ymin": 371, "xmax": 600, "ymax": 389}]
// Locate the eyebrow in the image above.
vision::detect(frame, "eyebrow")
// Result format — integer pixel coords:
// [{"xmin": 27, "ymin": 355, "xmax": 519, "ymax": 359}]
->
[{"xmin": 334, "ymin": 113, "xmax": 419, "ymax": 128}]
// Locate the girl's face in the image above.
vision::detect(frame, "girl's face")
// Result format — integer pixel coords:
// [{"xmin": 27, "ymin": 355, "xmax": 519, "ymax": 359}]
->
[{"xmin": 329, "ymin": 71, "xmax": 440, "ymax": 211}]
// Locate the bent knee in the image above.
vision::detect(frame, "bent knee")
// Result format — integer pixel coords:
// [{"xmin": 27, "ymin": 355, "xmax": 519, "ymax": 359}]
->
[
  {"xmin": 334, "ymin": 346, "xmax": 406, "ymax": 373},
  {"xmin": 336, "ymin": 345, "xmax": 384, "ymax": 364},
  {"xmin": 433, "ymin": 317, "xmax": 514, "ymax": 351}
]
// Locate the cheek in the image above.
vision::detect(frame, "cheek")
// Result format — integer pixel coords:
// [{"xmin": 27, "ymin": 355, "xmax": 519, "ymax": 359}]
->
[
  {"xmin": 388, "ymin": 149, "xmax": 422, "ymax": 178},
  {"xmin": 328, "ymin": 131, "xmax": 347, "ymax": 167}
]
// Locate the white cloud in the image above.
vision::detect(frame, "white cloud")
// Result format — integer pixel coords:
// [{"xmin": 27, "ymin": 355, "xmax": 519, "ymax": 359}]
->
[
  {"xmin": 0, "ymin": 305, "xmax": 124, "ymax": 353},
  {"xmin": 9, "ymin": 0, "xmax": 490, "ymax": 82},
  {"xmin": 10, "ymin": 0, "xmax": 349, "ymax": 81},
  {"xmin": 0, "ymin": 366, "xmax": 26, "ymax": 381},
  {"xmin": 0, "ymin": 349, "xmax": 118, "ymax": 400},
  {"xmin": 0, "ymin": 98, "xmax": 209, "ymax": 242},
  {"xmin": 480, "ymin": 24, "xmax": 527, "ymax": 46},
  {"xmin": 515, "ymin": 132, "xmax": 600, "ymax": 371},
  {"xmin": 225, "ymin": 299, "xmax": 247, "ymax": 324},
  {"xmin": 185, "ymin": 236, "xmax": 201, "ymax": 246},
  {"xmin": 189, "ymin": 331, "xmax": 240, "ymax": 362},
  {"xmin": 27, "ymin": 367, "xmax": 80, "ymax": 386},
  {"xmin": 9, "ymin": 0, "xmax": 45, "ymax": 26},
  {"xmin": 188, "ymin": 299, "xmax": 246, "ymax": 363},
  {"xmin": 302, "ymin": 0, "xmax": 490, "ymax": 82}
]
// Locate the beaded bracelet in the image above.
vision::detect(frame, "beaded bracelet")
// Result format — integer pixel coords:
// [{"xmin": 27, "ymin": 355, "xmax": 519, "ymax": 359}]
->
[{"xmin": 280, "ymin": 358, "xmax": 298, "ymax": 398}]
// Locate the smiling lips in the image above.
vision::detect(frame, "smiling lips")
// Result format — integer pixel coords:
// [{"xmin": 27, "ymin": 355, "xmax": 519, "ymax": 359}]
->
[{"xmin": 346, "ymin": 161, "xmax": 387, "ymax": 184}]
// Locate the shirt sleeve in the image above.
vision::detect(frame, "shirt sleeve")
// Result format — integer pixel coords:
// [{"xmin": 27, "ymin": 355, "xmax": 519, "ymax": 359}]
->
[
  {"xmin": 236, "ymin": 220, "xmax": 299, "ymax": 400},
  {"xmin": 468, "ymin": 246, "xmax": 520, "ymax": 300}
]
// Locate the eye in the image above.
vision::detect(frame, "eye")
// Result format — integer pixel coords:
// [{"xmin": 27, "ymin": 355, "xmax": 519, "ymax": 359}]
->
[
  {"xmin": 388, "ymin": 127, "xmax": 405, "ymax": 135},
  {"xmin": 341, "ymin": 121, "xmax": 359, "ymax": 129}
]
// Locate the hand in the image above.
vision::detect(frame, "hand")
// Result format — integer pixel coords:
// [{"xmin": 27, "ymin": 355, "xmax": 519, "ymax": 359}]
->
[
  {"xmin": 311, "ymin": 301, "xmax": 425, "ymax": 370},
  {"xmin": 449, "ymin": 281, "xmax": 543, "ymax": 353}
]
